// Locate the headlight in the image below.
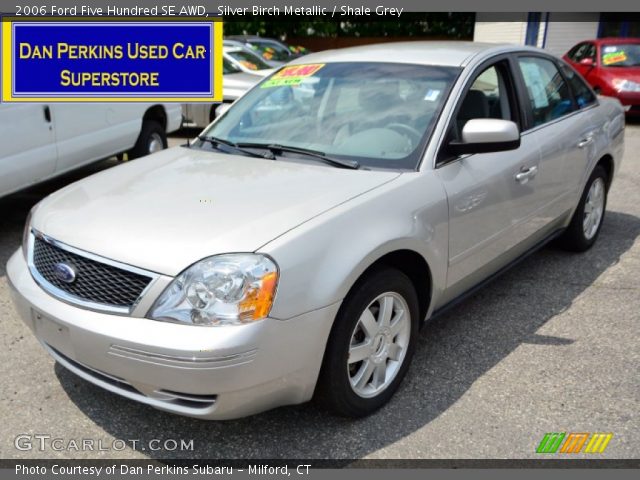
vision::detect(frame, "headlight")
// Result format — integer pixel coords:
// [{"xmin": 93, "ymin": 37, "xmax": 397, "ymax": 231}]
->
[
  {"xmin": 612, "ymin": 78, "xmax": 640, "ymax": 92},
  {"xmin": 148, "ymin": 254, "xmax": 278, "ymax": 326}
]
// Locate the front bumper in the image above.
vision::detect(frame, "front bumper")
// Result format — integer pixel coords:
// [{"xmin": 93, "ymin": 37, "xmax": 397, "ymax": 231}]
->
[
  {"xmin": 614, "ymin": 91, "xmax": 640, "ymax": 115},
  {"xmin": 7, "ymin": 250, "xmax": 338, "ymax": 419}
]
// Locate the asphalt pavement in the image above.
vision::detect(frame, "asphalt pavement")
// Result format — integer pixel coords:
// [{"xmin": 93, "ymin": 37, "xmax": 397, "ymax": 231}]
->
[{"xmin": 0, "ymin": 125, "xmax": 638, "ymax": 460}]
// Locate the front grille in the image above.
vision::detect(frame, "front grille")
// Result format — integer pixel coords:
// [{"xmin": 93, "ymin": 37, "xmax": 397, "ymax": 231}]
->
[{"xmin": 32, "ymin": 236, "xmax": 152, "ymax": 308}]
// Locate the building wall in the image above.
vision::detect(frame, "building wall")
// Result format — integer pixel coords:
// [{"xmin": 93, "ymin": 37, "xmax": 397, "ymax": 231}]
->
[
  {"xmin": 473, "ymin": 14, "xmax": 529, "ymax": 45},
  {"xmin": 473, "ymin": 13, "xmax": 600, "ymax": 56},
  {"xmin": 543, "ymin": 13, "xmax": 600, "ymax": 55}
]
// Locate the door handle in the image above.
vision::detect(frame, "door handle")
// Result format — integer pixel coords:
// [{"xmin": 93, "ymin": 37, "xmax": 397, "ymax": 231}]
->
[
  {"xmin": 577, "ymin": 136, "xmax": 594, "ymax": 148},
  {"xmin": 515, "ymin": 165, "xmax": 538, "ymax": 184},
  {"xmin": 43, "ymin": 105, "xmax": 51, "ymax": 123}
]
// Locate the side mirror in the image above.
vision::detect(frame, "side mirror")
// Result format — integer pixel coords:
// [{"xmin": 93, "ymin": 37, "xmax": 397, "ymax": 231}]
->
[
  {"xmin": 449, "ymin": 119, "xmax": 520, "ymax": 156},
  {"xmin": 579, "ymin": 57, "xmax": 595, "ymax": 67}
]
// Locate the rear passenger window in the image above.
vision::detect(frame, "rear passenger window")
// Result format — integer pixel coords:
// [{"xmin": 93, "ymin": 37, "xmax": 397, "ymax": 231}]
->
[
  {"xmin": 561, "ymin": 64, "xmax": 597, "ymax": 108},
  {"xmin": 517, "ymin": 57, "xmax": 576, "ymax": 127}
]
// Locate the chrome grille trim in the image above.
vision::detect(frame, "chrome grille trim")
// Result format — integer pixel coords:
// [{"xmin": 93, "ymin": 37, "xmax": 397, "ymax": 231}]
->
[
  {"xmin": 27, "ymin": 229, "xmax": 160, "ymax": 315},
  {"xmin": 108, "ymin": 344, "xmax": 258, "ymax": 366},
  {"xmin": 153, "ymin": 389, "xmax": 217, "ymax": 408}
]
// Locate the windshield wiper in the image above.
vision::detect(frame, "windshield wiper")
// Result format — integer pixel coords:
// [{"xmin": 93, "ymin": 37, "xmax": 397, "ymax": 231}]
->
[
  {"xmin": 197, "ymin": 136, "xmax": 275, "ymax": 160},
  {"xmin": 235, "ymin": 143, "xmax": 360, "ymax": 170}
]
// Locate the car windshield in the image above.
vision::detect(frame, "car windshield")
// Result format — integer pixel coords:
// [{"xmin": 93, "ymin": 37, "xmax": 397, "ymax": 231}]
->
[
  {"xmin": 226, "ymin": 50, "xmax": 272, "ymax": 71},
  {"xmin": 249, "ymin": 41, "xmax": 291, "ymax": 62},
  {"xmin": 200, "ymin": 62, "xmax": 460, "ymax": 170},
  {"xmin": 223, "ymin": 58, "xmax": 242, "ymax": 74},
  {"xmin": 601, "ymin": 43, "xmax": 640, "ymax": 67}
]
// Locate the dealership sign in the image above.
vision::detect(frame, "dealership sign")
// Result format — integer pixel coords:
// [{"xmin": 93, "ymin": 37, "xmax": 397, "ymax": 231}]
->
[{"xmin": 0, "ymin": 18, "xmax": 223, "ymax": 102}]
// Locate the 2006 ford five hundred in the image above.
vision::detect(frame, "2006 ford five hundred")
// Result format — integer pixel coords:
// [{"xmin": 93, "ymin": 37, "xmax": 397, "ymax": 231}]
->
[{"xmin": 8, "ymin": 43, "xmax": 624, "ymax": 419}]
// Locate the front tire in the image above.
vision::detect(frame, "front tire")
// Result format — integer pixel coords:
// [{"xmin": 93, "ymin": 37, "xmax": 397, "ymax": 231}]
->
[
  {"xmin": 316, "ymin": 268, "xmax": 419, "ymax": 417},
  {"xmin": 560, "ymin": 165, "xmax": 608, "ymax": 252},
  {"xmin": 129, "ymin": 120, "xmax": 167, "ymax": 159}
]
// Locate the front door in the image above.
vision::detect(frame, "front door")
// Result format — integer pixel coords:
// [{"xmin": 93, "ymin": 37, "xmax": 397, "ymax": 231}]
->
[{"xmin": 437, "ymin": 59, "xmax": 542, "ymax": 300}]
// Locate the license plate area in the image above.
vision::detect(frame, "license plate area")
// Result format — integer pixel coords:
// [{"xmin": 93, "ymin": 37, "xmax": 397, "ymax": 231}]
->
[{"xmin": 32, "ymin": 310, "xmax": 74, "ymax": 358}]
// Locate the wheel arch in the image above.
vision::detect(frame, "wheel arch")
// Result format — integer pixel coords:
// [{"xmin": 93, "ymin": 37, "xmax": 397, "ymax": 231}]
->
[
  {"xmin": 142, "ymin": 105, "xmax": 167, "ymax": 131},
  {"xmin": 596, "ymin": 153, "xmax": 614, "ymax": 189},
  {"xmin": 343, "ymin": 248, "xmax": 433, "ymax": 325}
]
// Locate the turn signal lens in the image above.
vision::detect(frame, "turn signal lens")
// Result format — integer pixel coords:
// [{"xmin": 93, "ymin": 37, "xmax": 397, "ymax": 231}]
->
[{"xmin": 239, "ymin": 271, "xmax": 278, "ymax": 320}]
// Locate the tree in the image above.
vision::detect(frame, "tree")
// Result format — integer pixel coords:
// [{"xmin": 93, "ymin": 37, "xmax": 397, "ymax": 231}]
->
[{"xmin": 223, "ymin": 14, "xmax": 475, "ymax": 40}]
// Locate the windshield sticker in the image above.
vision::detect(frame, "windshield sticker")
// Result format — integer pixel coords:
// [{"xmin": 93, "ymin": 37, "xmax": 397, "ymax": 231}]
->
[
  {"xmin": 261, "ymin": 64, "xmax": 325, "ymax": 88},
  {"xmin": 240, "ymin": 61, "xmax": 258, "ymax": 70},
  {"xmin": 603, "ymin": 46, "xmax": 619, "ymax": 53},
  {"xmin": 424, "ymin": 89, "xmax": 441, "ymax": 101},
  {"xmin": 603, "ymin": 51, "xmax": 627, "ymax": 65}
]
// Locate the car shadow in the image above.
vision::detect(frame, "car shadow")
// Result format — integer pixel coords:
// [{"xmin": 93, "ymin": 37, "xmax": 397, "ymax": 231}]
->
[{"xmin": 48, "ymin": 209, "xmax": 640, "ymax": 460}]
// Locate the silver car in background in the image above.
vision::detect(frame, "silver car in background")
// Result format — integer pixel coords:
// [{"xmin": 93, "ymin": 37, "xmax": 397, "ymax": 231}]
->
[
  {"xmin": 224, "ymin": 46, "xmax": 276, "ymax": 77},
  {"xmin": 8, "ymin": 42, "xmax": 624, "ymax": 420},
  {"xmin": 181, "ymin": 57, "xmax": 261, "ymax": 128}
]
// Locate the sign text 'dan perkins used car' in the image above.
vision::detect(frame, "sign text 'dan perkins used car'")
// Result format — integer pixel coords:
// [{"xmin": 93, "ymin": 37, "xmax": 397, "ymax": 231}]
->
[{"xmin": 1, "ymin": 18, "xmax": 223, "ymax": 102}]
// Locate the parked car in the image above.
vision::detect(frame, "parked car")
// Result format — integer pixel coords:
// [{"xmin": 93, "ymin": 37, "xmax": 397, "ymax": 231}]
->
[
  {"xmin": 224, "ymin": 46, "xmax": 276, "ymax": 77},
  {"xmin": 181, "ymin": 58, "xmax": 261, "ymax": 128},
  {"xmin": 564, "ymin": 38, "xmax": 640, "ymax": 116},
  {"xmin": 0, "ymin": 103, "xmax": 181, "ymax": 198},
  {"xmin": 225, "ymin": 35, "xmax": 308, "ymax": 67},
  {"xmin": 8, "ymin": 42, "xmax": 624, "ymax": 420}
]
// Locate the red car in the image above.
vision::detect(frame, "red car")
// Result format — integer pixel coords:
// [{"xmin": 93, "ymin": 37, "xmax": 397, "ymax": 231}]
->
[{"xmin": 564, "ymin": 38, "xmax": 640, "ymax": 116}]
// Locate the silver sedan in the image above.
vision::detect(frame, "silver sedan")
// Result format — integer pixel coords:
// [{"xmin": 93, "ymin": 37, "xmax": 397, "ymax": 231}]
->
[{"xmin": 7, "ymin": 42, "xmax": 624, "ymax": 419}]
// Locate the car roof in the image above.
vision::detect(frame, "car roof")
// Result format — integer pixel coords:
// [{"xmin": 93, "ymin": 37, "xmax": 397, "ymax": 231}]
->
[
  {"xmin": 227, "ymin": 35, "xmax": 268, "ymax": 42},
  {"xmin": 285, "ymin": 41, "xmax": 537, "ymax": 67}
]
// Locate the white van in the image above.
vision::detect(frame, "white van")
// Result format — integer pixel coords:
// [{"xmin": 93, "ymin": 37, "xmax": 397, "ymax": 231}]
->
[{"xmin": 0, "ymin": 103, "xmax": 182, "ymax": 198}]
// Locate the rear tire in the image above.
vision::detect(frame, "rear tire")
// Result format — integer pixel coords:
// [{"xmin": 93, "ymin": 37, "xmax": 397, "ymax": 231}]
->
[
  {"xmin": 559, "ymin": 165, "xmax": 608, "ymax": 252},
  {"xmin": 316, "ymin": 268, "xmax": 419, "ymax": 417},
  {"xmin": 129, "ymin": 120, "xmax": 167, "ymax": 159}
]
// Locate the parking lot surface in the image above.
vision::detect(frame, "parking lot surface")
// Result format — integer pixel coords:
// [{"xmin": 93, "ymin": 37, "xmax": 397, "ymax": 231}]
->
[{"xmin": 1, "ymin": 125, "xmax": 638, "ymax": 460}]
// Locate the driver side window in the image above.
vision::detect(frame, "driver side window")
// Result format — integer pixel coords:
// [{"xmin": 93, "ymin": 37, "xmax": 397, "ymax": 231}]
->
[
  {"xmin": 454, "ymin": 62, "xmax": 515, "ymax": 140},
  {"xmin": 438, "ymin": 61, "xmax": 517, "ymax": 164},
  {"xmin": 569, "ymin": 43, "xmax": 594, "ymax": 63}
]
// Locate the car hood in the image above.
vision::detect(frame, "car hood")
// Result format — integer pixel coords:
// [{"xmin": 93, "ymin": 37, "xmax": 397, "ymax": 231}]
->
[
  {"xmin": 224, "ymin": 72, "xmax": 262, "ymax": 90},
  {"xmin": 601, "ymin": 66, "xmax": 640, "ymax": 79},
  {"xmin": 252, "ymin": 68, "xmax": 276, "ymax": 77},
  {"xmin": 32, "ymin": 147, "xmax": 400, "ymax": 276}
]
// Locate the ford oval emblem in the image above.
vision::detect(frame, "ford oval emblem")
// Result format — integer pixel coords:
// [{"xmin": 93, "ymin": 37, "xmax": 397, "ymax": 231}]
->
[{"xmin": 53, "ymin": 263, "xmax": 76, "ymax": 284}]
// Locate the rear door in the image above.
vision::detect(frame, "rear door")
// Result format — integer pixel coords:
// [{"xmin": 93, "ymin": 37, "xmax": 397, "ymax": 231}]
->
[
  {"xmin": 436, "ymin": 57, "xmax": 542, "ymax": 298},
  {"xmin": 0, "ymin": 104, "xmax": 57, "ymax": 197},
  {"xmin": 513, "ymin": 55, "xmax": 597, "ymax": 221},
  {"xmin": 557, "ymin": 62, "xmax": 600, "ymax": 198}
]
